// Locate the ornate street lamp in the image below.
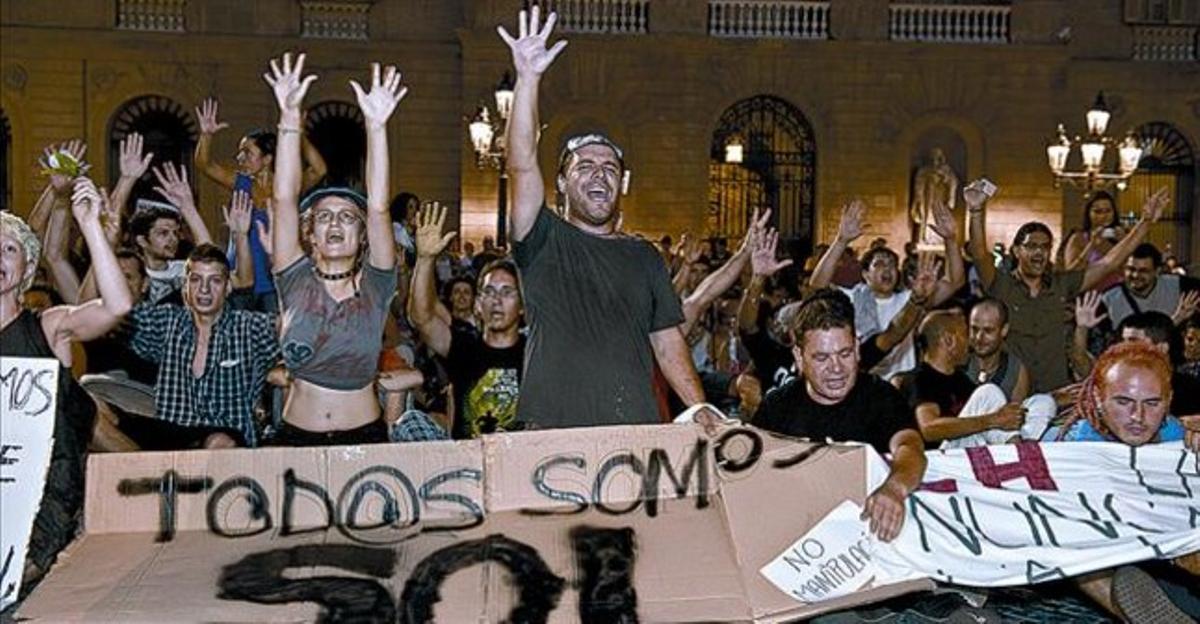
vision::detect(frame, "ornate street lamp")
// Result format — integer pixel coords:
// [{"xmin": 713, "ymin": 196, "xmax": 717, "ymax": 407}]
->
[
  {"xmin": 467, "ymin": 72, "xmax": 514, "ymax": 246},
  {"xmin": 1046, "ymin": 92, "xmax": 1144, "ymax": 191}
]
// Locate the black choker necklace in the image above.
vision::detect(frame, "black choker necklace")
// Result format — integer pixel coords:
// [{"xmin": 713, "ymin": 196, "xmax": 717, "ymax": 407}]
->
[{"xmin": 313, "ymin": 266, "xmax": 356, "ymax": 281}]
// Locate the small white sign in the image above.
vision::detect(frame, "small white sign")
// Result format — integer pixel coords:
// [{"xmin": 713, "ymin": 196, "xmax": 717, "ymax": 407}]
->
[
  {"xmin": 760, "ymin": 500, "xmax": 879, "ymax": 603},
  {"xmin": 0, "ymin": 357, "xmax": 60, "ymax": 610}
]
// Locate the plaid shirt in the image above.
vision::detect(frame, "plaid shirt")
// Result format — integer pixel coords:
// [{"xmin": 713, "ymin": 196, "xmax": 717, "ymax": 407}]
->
[{"xmin": 130, "ymin": 303, "xmax": 280, "ymax": 446}]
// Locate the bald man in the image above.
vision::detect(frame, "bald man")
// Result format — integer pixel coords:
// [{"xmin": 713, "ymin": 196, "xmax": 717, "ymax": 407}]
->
[{"xmin": 910, "ymin": 310, "xmax": 1055, "ymax": 449}]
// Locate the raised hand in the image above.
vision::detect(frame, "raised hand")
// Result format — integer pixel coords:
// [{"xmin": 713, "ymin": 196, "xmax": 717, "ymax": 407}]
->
[
  {"xmin": 350, "ymin": 63, "xmax": 408, "ymax": 130},
  {"xmin": 43, "ymin": 139, "xmax": 88, "ymax": 196},
  {"xmin": 263, "ymin": 52, "xmax": 318, "ymax": 115},
  {"xmin": 151, "ymin": 162, "xmax": 195, "ymax": 211},
  {"xmin": 751, "ymin": 226, "xmax": 793, "ymax": 278},
  {"xmin": 497, "ymin": 5, "xmax": 568, "ymax": 78},
  {"xmin": 70, "ymin": 177, "xmax": 106, "ymax": 227},
  {"xmin": 1141, "ymin": 187, "xmax": 1170, "ymax": 223},
  {"xmin": 910, "ymin": 252, "xmax": 940, "ymax": 305},
  {"xmin": 223, "ymin": 191, "xmax": 254, "ymax": 236},
  {"xmin": 1172, "ymin": 289, "xmax": 1200, "ymax": 325},
  {"xmin": 118, "ymin": 132, "xmax": 154, "ymax": 180},
  {"xmin": 737, "ymin": 208, "xmax": 770, "ymax": 255},
  {"xmin": 255, "ymin": 201, "xmax": 274, "ymax": 258},
  {"xmin": 1074, "ymin": 290, "xmax": 1107, "ymax": 329},
  {"xmin": 929, "ymin": 199, "xmax": 957, "ymax": 241},
  {"xmin": 836, "ymin": 198, "xmax": 865, "ymax": 244},
  {"xmin": 194, "ymin": 98, "xmax": 230, "ymax": 135},
  {"xmin": 414, "ymin": 202, "xmax": 457, "ymax": 258}
]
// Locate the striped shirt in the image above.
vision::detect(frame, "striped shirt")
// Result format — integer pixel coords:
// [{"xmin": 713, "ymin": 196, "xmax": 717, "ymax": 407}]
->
[{"xmin": 130, "ymin": 303, "xmax": 279, "ymax": 446}]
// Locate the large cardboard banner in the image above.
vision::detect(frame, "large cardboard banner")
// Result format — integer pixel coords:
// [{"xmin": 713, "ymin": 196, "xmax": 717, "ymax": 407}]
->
[
  {"xmin": 15, "ymin": 425, "xmax": 1198, "ymax": 622},
  {"xmin": 0, "ymin": 357, "xmax": 59, "ymax": 610},
  {"xmin": 17, "ymin": 425, "xmax": 930, "ymax": 622},
  {"xmin": 873, "ymin": 441, "xmax": 1200, "ymax": 587}
]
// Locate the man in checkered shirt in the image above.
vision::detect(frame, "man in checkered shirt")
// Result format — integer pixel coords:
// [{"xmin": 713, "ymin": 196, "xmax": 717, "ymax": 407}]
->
[{"xmin": 128, "ymin": 243, "xmax": 280, "ymax": 448}]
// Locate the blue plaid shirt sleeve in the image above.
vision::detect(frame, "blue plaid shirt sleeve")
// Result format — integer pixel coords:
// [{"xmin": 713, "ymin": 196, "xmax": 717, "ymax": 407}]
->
[
  {"xmin": 250, "ymin": 313, "xmax": 282, "ymax": 370},
  {"xmin": 129, "ymin": 303, "xmax": 180, "ymax": 363}
]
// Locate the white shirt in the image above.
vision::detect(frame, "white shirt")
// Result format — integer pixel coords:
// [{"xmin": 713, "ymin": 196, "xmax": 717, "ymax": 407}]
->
[
  {"xmin": 841, "ymin": 283, "xmax": 915, "ymax": 380},
  {"xmin": 145, "ymin": 259, "xmax": 186, "ymax": 304}
]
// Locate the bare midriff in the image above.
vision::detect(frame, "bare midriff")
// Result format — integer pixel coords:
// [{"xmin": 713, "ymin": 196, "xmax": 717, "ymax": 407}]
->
[{"xmin": 283, "ymin": 377, "xmax": 380, "ymax": 432}]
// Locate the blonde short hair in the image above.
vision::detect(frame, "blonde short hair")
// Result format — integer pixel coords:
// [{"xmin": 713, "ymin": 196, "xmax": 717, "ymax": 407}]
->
[{"xmin": 0, "ymin": 211, "xmax": 41, "ymax": 294}]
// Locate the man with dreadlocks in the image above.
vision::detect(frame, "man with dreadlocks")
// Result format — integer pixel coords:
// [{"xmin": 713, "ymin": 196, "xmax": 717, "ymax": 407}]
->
[
  {"xmin": 1055, "ymin": 341, "xmax": 1199, "ymax": 622},
  {"xmin": 1057, "ymin": 340, "xmax": 1186, "ymax": 445}
]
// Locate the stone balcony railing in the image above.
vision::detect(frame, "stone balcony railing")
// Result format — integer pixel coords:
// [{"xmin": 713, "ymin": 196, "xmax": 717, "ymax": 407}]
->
[
  {"xmin": 889, "ymin": 3, "xmax": 1010, "ymax": 44},
  {"xmin": 539, "ymin": 0, "xmax": 650, "ymax": 34},
  {"xmin": 1131, "ymin": 25, "xmax": 1198, "ymax": 61},
  {"xmin": 708, "ymin": 1, "xmax": 830, "ymax": 40},
  {"xmin": 115, "ymin": 0, "xmax": 186, "ymax": 32},
  {"xmin": 300, "ymin": 1, "xmax": 371, "ymax": 40}
]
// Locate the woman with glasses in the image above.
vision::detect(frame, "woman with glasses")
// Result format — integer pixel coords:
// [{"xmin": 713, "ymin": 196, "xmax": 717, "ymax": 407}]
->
[{"xmin": 265, "ymin": 52, "xmax": 407, "ymax": 446}]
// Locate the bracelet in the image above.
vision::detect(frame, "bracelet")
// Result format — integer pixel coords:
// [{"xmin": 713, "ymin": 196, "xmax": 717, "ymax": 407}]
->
[{"xmin": 277, "ymin": 124, "xmax": 302, "ymax": 135}]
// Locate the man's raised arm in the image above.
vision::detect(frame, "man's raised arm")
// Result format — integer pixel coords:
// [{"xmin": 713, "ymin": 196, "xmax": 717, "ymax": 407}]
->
[
  {"xmin": 499, "ymin": 6, "xmax": 567, "ymax": 242},
  {"xmin": 807, "ymin": 198, "xmax": 864, "ymax": 290},
  {"xmin": 964, "ymin": 182, "xmax": 995, "ymax": 289}
]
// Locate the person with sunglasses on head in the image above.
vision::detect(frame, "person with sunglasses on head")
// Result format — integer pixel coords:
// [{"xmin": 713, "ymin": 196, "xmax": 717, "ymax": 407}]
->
[
  {"xmin": 497, "ymin": 7, "xmax": 711, "ymax": 428},
  {"xmin": 265, "ymin": 52, "xmax": 407, "ymax": 446}
]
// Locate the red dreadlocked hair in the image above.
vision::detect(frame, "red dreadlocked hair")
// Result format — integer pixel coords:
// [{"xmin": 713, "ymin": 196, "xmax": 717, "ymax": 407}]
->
[{"xmin": 1058, "ymin": 340, "xmax": 1173, "ymax": 440}]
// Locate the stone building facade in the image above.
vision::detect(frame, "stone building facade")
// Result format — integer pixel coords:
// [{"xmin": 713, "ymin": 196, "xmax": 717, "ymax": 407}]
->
[{"xmin": 2, "ymin": 0, "xmax": 1198, "ymax": 264}]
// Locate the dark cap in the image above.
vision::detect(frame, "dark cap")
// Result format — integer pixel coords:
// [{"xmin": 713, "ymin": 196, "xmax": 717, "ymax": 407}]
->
[
  {"xmin": 299, "ymin": 187, "xmax": 368, "ymax": 214},
  {"xmin": 557, "ymin": 133, "xmax": 626, "ymax": 172}
]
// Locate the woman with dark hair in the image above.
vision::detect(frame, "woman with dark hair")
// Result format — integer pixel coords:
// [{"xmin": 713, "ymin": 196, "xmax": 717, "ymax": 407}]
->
[
  {"xmin": 194, "ymin": 98, "xmax": 328, "ymax": 203},
  {"xmin": 1062, "ymin": 191, "xmax": 1126, "ymax": 280},
  {"xmin": 194, "ymin": 98, "xmax": 329, "ymax": 311},
  {"xmin": 266, "ymin": 53, "xmax": 407, "ymax": 446}
]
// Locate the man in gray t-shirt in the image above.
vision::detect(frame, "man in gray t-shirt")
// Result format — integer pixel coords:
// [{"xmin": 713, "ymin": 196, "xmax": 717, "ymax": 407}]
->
[
  {"xmin": 499, "ymin": 7, "xmax": 706, "ymax": 427},
  {"xmin": 1100, "ymin": 243, "xmax": 1199, "ymax": 328}
]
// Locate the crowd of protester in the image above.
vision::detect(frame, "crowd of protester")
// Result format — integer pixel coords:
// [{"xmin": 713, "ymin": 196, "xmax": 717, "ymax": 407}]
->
[{"xmin": 2, "ymin": 6, "xmax": 1198, "ymax": 621}]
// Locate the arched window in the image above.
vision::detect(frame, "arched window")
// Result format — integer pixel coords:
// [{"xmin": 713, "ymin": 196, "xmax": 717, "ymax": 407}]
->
[
  {"xmin": 709, "ymin": 95, "xmax": 816, "ymax": 246},
  {"xmin": 305, "ymin": 101, "xmax": 366, "ymax": 189},
  {"xmin": 108, "ymin": 95, "xmax": 198, "ymax": 206},
  {"xmin": 1126, "ymin": 122, "xmax": 1195, "ymax": 264},
  {"xmin": 0, "ymin": 108, "xmax": 10, "ymax": 212}
]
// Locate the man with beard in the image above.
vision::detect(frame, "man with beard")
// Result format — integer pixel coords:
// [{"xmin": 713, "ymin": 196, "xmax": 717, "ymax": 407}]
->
[
  {"xmin": 911, "ymin": 309, "xmax": 1054, "ymax": 449},
  {"xmin": 967, "ymin": 183, "xmax": 1169, "ymax": 392},
  {"xmin": 498, "ymin": 6, "xmax": 706, "ymax": 427},
  {"xmin": 127, "ymin": 243, "xmax": 280, "ymax": 448},
  {"xmin": 410, "ymin": 204, "xmax": 525, "ymax": 438},
  {"xmin": 1100, "ymin": 242, "xmax": 1200, "ymax": 328},
  {"xmin": 965, "ymin": 298, "xmax": 1030, "ymax": 402}
]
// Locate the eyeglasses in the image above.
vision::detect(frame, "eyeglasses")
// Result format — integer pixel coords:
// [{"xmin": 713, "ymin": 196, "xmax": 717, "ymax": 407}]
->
[
  {"xmin": 1021, "ymin": 243, "xmax": 1052, "ymax": 253},
  {"xmin": 480, "ymin": 286, "xmax": 519, "ymax": 300},
  {"xmin": 313, "ymin": 210, "xmax": 362, "ymax": 226}
]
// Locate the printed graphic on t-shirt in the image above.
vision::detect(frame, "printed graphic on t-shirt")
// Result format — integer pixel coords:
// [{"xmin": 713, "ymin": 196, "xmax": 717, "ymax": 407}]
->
[{"xmin": 464, "ymin": 367, "xmax": 520, "ymax": 437}]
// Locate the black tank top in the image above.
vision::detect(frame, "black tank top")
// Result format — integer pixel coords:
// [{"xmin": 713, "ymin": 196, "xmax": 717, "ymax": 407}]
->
[{"xmin": 1, "ymin": 310, "xmax": 96, "ymax": 566}]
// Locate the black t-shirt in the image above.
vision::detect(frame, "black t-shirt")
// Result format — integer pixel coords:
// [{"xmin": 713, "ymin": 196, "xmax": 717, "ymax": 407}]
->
[
  {"xmin": 911, "ymin": 363, "xmax": 978, "ymax": 449},
  {"xmin": 444, "ymin": 328, "xmax": 525, "ymax": 439},
  {"xmin": 740, "ymin": 329, "xmax": 796, "ymax": 393},
  {"xmin": 513, "ymin": 208, "xmax": 683, "ymax": 428},
  {"xmin": 912, "ymin": 363, "xmax": 978, "ymax": 417},
  {"xmin": 754, "ymin": 373, "xmax": 918, "ymax": 455}
]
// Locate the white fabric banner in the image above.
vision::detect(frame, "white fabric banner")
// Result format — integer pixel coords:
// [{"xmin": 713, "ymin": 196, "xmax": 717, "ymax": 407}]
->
[
  {"xmin": 0, "ymin": 357, "xmax": 60, "ymax": 610},
  {"xmin": 872, "ymin": 441, "xmax": 1200, "ymax": 587}
]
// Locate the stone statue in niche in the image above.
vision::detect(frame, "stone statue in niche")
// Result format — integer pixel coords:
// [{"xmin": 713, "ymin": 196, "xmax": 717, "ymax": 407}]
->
[{"xmin": 910, "ymin": 147, "xmax": 959, "ymax": 249}]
